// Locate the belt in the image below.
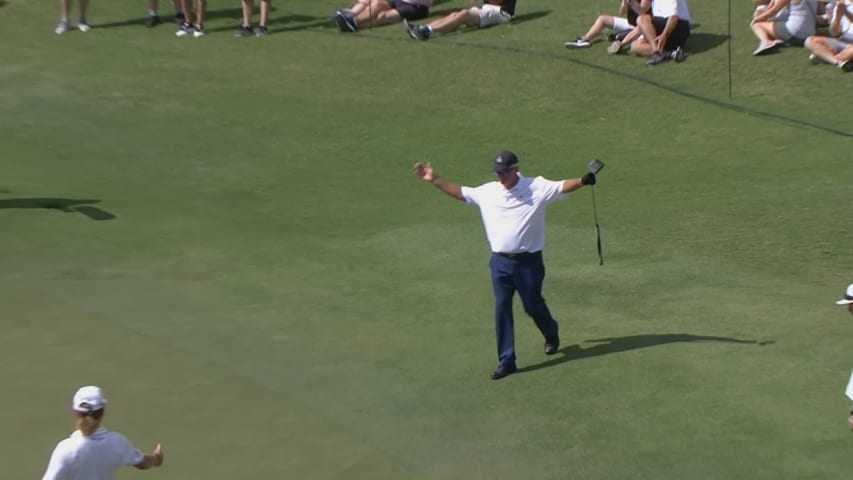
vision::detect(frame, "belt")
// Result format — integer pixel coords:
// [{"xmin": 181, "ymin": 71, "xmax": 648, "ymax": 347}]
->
[{"xmin": 495, "ymin": 251, "xmax": 538, "ymax": 259}]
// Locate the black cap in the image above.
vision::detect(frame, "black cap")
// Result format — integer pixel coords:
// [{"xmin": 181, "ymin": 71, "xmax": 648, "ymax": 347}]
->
[{"xmin": 492, "ymin": 150, "xmax": 519, "ymax": 173}]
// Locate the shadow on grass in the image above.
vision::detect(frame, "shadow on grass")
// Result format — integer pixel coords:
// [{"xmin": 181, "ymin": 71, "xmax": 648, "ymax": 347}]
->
[
  {"xmin": 519, "ymin": 333, "xmax": 773, "ymax": 373},
  {"xmin": 0, "ymin": 198, "xmax": 116, "ymax": 221},
  {"xmin": 91, "ymin": 6, "xmax": 271, "ymax": 28},
  {"xmin": 207, "ymin": 13, "xmax": 321, "ymax": 33},
  {"xmin": 0, "ymin": 1, "xmax": 8, "ymax": 7},
  {"xmin": 687, "ymin": 32, "xmax": 729, "ymax": 54}
]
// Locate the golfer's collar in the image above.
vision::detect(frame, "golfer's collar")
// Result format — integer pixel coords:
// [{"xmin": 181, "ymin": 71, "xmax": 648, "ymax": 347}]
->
[{"xmin": 505, "ymin": 173, "xmax": 522, "ymax": 189}]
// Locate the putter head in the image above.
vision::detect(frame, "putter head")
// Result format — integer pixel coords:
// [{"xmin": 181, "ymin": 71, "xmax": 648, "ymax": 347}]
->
[{"xmin": 587, "ymin": 159, "xmax": 604, "ymax": 175}]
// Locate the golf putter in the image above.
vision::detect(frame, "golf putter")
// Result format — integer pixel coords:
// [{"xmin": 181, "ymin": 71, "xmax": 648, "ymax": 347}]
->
[{"xmin": 587, "ymin": 159, "xmax": 604, "ymax": 266}]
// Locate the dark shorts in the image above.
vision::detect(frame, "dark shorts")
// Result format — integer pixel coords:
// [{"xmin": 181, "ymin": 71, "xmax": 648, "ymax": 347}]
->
[
  {"xmin": 388, "ymin": 0, "xmax": 429, "ymax": 20},
  {"xmin": 651, "ymin": 16, "xmax": 690, "ymax": 50},
  {"xmin": 627, "ymin": 9, "xmax": 637, "ymax": 26}
]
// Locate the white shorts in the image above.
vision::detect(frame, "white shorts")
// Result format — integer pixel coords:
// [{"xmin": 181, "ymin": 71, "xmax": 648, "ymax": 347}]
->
[
  {"xmin": 612, "ymin": 16, "xmax": 632, "ymax": 31},
  {"xmin": 479, "ymin": 3, "xmax": 512, "ymax": 27}
]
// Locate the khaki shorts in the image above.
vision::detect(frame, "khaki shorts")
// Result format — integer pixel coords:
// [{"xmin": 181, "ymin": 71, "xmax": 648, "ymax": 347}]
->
[{"xmin": 479, "ymin": 3, "xmax": 512, "ymax": 27}]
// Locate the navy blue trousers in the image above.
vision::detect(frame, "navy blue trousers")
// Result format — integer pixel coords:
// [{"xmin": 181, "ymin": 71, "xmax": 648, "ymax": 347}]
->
[{"xmin": 489, "ymin": 251, "xmax": 559, "ymax": 367}]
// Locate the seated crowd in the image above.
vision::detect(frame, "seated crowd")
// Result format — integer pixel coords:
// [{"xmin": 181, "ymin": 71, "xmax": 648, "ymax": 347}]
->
[
  {"xmin": 52, "ymin": 0, "xmax": 853, "ymax": 72},
  {"xmin": 565, "ymin": 0, "xmax": 853, "ymax": 70}
]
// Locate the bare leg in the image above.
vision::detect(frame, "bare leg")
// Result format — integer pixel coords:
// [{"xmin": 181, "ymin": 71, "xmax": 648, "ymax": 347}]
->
[
  {"xmin": 618, "ymin": 25, "xmax": 642, "ymax": 49},
  {"xmin": 58, "ymin": 0, "xmax": 70, "ymax": 22},
  {"xmin": 630, "ymin": 14, "xmax": 657, "ymax": 56},
  {"xmin": 429, "ymin": 7, "xmax": 479, "ymax": 34},
  {"xmin": 353, "ymin": 0, "xmax": 390, "ymax": 26},
  {"xmin": 241, "ymin": 0, "xmax": 253, "ymax": 25},
  {"xmin": 177, "ymin": 0, "xmax": 191, "ymax": 21},
  {"xmin": 77, "ymin": 0, "xmax": 88, "ymax": 22},
  {"xmin": 194, "ymin": 0, "xmax": 205, "ymax": 25},
  {"xmin": 581, "ymin": 14, "xmax": 616, "ymax": 42},
  {"xmin": 750, "ymin": 21, "xmax": 775, "ymax": 44},
  {"xmin": 839, "ymin": 44, "xmax": 853, "ymax": 62},
  {"xmin": 259, "ymin": 0, "xmax": 269, "ymax": 26}
]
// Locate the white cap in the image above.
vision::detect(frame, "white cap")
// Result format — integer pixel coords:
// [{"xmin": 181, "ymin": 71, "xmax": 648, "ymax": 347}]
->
[
  {"xmin": 72, "ymin": 386, "xmax": 107, "ymax": 413},
  {"xmin": 836, "ymin": 283, "xmax": 853, "ymax": 305}
]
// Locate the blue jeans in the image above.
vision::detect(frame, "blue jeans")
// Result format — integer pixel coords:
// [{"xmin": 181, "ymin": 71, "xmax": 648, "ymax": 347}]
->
[{"xmin": 489, "ymin": 251, "xmax": 559, "ymax": 367}]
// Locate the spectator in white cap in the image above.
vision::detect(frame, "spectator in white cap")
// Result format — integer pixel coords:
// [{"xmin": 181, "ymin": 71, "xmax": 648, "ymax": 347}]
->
[
  {"xmin": 837, "ymin": 282, "xmax": 853, "ymax": 314},
  {"xmin": 41, "ymin": 386, "xmax": 164, "ymax": 480},
  {"xmin": 836, "ymin": 284, "xmax": 853, "ymax": 430}
]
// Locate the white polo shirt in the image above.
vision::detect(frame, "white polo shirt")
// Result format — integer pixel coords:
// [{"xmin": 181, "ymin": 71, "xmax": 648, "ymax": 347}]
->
[
  {"xmin": 461, "ymin": 174, "xmax": 565, "ymax": 254},
  {"xmin": 834, "ymin": 2, "xmax": 853, "ymax": 42},
  {"xmin": 652, "ymin": 0, "xmax": 692, "ymax": 23},
  {"xmin": 42, "ymin": 428, "xmax": 144, "ymax": 480}
]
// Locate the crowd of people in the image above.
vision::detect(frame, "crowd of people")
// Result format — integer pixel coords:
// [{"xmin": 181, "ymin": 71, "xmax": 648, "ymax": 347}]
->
[
  {"xmin": 55, "ymin": 0, "xmax": 271, "ymax": 36},
  {"xmin": 564, "ymin": 0, "xmax": 853, "ymax": 69},
  {"xmin": 50, "ymin": 0, "xmax": 853, "ymax": 70}
]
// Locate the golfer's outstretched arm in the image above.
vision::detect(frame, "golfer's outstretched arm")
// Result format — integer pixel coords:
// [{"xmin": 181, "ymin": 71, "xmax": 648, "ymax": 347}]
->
[
  {"xmin": 561, "ymin": 178, "xmax": 583, "ymax": 193},
  {"xmin": 134, "ymin": 443, "xmax": 164, "ymax": 470},
  {"xmin": 413, "ymin": 163, "xmax": 464, "ymax": 201}
]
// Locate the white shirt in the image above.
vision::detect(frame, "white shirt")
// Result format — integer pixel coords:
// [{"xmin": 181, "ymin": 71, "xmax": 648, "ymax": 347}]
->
[
  {"xmin": 42, "ymin": 428, "xmax": 144, "ymax": 480},
  {"xmin": 461, "ymin": 174, "xmax": 565, "ymax": 254},
  {"xmin": 652, "ymin": 0, "xmax": 692, "ymax": 23},
  {"xmin": 833, "ymin": 2, "xmax": 853, "ymax": 42}
]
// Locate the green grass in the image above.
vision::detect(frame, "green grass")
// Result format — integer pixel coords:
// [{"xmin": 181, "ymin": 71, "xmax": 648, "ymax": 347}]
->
[{"xmin": 2, "ymin": 0, "xmax": 853, "ymax": 478}]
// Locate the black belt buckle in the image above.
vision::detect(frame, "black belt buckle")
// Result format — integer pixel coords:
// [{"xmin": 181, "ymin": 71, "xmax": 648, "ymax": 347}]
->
[{"xmin": 497, "ymin": 251, "xmax": 528, "ymax": 259}]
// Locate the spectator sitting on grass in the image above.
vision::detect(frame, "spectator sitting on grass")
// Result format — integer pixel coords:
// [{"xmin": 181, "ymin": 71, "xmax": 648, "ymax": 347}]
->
[
  {"xmin": 335, "ymin": 0, "xmax": 432, "ymax": 32},
  {"xmin": 750, "ymin": 0, "xmax": 819, "ymax": 55},
  {"xmin": 630, "ymin": 0, "xmax": 692, "ymax": 65},
  {"xmin": 804, "ymin": 0, "xmax": 853, "ymax": 70},
  {"xmin": 403, "ymin": 0, "xmax": 516, "ymax": 41},
  {"xmin": 564, "ymin": 0, "xmax": 649, "ymax": 54}
]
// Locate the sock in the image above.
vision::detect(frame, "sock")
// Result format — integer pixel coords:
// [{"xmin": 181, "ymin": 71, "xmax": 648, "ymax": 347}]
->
[{"xmin": 148, "ymin": 9, "xmax": 157, "ymax": 16}]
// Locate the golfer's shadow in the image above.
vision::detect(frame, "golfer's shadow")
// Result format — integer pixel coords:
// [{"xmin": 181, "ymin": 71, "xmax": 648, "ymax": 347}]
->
[
  {"xmin": 0, "ymin": 198, "xmax": 116, "ymax": 221},
  {"xmin": 519, "ymin": 333, "xmax": 773, "ymax": 373}
]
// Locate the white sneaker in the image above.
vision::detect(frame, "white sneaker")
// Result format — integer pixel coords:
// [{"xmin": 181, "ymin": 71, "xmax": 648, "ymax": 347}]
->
[
  {"xmin": 192, "ymin": 25, "xmax": 205, "ymax": 37},
  {"xmin": 175, "ymin": 21, "xmax": 192, "ymax": 36},
  {"xmin": 607, "ymin": 41, "xmax": 622, "ymax": 54},
  {"xmin": 565, "ymin": 36, "xmax": 591, "ymax": 48},
  {"xmin": 77, "ymin": 21, "xmax": 91, "ymax": 32},
  {"xmin": 55, "ymin": 20, "xmax": 68, "ymax": 34},
  {"xmin": 753, "ymin": 39, "xmax": 782, "ymax": 56},
  {"xmin": 808, "ymin": 53, "xmax": 823, "ymax": 64}
]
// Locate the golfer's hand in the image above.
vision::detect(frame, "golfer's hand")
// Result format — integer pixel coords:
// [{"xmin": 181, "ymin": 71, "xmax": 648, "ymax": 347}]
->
[
  {"xmin": 413, "ymin": 162, "xmax": 435, "ymax": 182},
  {"xmin": 153, "ymin": 443, "xmax": 164, "ymax": 467},
  {"xmin": 581, "ymin": 172, "xmax": 596, "ymax": 186}
]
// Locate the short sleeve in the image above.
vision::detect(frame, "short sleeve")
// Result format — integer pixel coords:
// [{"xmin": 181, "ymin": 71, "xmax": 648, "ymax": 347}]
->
[
  {"xmin": 460, "ymin": 185, "xmax": 479, "ymax": 205},
  {"xmin": 42, "ymin": 441, "xmax": 70, "ymax": 480},
  {"xmin": 534, "ymin": 177, "xmax": 566, "ymax": 204},
  {"xmin": 110, "ymin": 433, "xmax": 144, "ymax": 466}
]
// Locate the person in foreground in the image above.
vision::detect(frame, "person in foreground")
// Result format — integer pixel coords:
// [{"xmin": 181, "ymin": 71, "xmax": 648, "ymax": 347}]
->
[
  {"xmin": 412, "ymin": 151, "xmax": 597, "ymax": 380},
  {"xmin": 836, "ymin": 283, "xmax": 853, "ymax": 430},
  {"xmin": 41, "ymin": 386, "xmax": 164, "ymax": 480}
]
